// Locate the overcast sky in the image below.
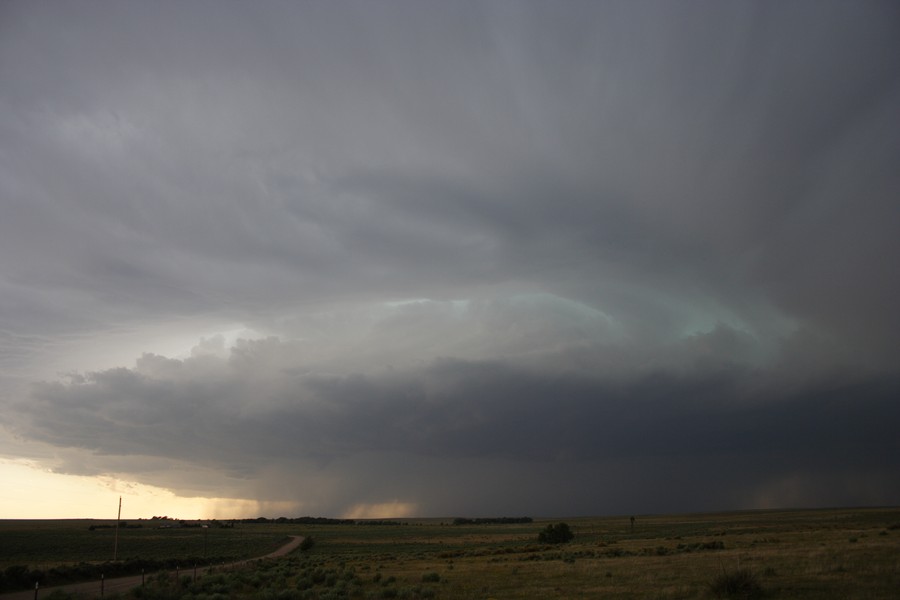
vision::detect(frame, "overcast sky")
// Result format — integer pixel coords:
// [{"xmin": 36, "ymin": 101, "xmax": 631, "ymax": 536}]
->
[{"xmin": 1, "ymin": 0, "xmax": 898, "ymax": 519}]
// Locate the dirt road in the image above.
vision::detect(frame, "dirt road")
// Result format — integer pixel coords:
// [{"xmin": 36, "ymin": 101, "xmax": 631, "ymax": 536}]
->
[{"xmin": 0, "ymin": 535, "xmax": 304, "ymax": 600}]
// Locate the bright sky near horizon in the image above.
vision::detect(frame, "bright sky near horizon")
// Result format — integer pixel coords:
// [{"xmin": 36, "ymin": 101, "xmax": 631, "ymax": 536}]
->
[{"xmin": 1, "ymin": 0, "xmax": 898, "ymax": 519}]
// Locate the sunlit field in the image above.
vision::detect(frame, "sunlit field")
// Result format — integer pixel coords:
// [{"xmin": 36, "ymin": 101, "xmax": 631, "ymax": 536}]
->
[{"xmin": 2, "ymin": 508, "xmax": 899, "ymax": 599}]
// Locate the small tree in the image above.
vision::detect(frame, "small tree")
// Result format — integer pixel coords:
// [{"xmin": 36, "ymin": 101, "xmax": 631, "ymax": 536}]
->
[{"xmin": 538, "ymin": 522, "xmax": 574, "ymax": 544}]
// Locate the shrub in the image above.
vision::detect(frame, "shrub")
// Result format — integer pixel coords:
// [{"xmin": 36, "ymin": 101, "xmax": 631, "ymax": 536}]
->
[
  {"xmin": 538, "ymin": 523, "xmax": 574, "ymax": 544},
  {"xmin": 300, "ymin": 537, "xmax": 315, "ymax": 551},
  {"xmin": 3, "ymin": 565, "xmax": 31, "ymax": 589},
  {"xmin": 421, "ymin": 572, "xmax": 440, "ymax": 583},
  {"xmin": 708, "ymin": 568, "xmax": 765, "ymax": 599}
]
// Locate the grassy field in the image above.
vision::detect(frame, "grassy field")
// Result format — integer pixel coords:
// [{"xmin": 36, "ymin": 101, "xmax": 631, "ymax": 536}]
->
[
  {"xmin": 2, "ymin": 508, "xmax": 899, "ymax": 598},
  {"xmin": 0, "ymin": 520, "xmax": 289, "ymax": 570}
]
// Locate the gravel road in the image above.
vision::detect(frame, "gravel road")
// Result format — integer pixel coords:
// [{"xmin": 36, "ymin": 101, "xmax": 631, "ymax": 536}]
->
[{"xmin": 0, "ymin": 535, "xmax": 304, "ymax": 600}]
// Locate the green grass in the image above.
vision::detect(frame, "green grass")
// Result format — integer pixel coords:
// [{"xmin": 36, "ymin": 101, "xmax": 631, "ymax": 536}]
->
[
  {"xmin": 0, "ymin": 520, "xmax": 288, "ymax": 568},
  {"xmin": 2, "ymin": 508, "xmax": 899, "ymax": 599}
]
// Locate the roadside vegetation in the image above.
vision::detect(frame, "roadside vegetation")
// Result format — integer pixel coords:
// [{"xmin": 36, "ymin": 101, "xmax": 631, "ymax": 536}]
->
[{"xmin": 2, "ymin": 508, "xmax": 899, "ymax": 599}]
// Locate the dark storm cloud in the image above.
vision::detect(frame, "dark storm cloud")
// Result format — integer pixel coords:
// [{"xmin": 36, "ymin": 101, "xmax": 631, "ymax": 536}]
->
[
  {"xmin": 1, "ymin": 0, "xmax": 899, "ymax": 515},
  {"xmin": 11, "ymin": 338, "xmax": 900, "ymax": 515}
]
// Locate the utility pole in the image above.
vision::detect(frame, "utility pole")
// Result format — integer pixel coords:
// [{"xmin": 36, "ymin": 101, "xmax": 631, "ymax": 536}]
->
[{"xmin": 113, "ymin": 496, "xmax": 122, "ymax": 561}]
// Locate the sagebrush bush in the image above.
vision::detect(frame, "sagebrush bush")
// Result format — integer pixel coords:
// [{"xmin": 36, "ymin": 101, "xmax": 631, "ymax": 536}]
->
[
  {"xmin": 537, "ymin": 522, "xmax": 573, "ymax": 544},
  {"xmin": 708, "ymin": 568, "xmax": 764, "ymax": 599}
]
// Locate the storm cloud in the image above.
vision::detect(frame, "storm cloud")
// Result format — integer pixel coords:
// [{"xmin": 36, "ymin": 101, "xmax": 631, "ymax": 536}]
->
[{"xmin": 1, "ymin": 0, "xmax": 898, "ymax": 517}]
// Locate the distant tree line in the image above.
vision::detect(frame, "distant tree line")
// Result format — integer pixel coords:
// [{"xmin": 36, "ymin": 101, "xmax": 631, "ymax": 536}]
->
[
  {"xmin": 88, "ymin": 521, "xmax": 143, "ymax": 530},
  {"xmin": 141, "ymin": 516, "xmax": 419, "ymax": 526},
  {"xmin": 452, "ymin": 517, "xmax": 533, "ymax": 525},
  {"xmin": 240, "ymin": 516, "xmax": 356, "ymax": 525},
  {"xmin": 238, "ymin": 517, "xmax": 415, "ymax": 525}
]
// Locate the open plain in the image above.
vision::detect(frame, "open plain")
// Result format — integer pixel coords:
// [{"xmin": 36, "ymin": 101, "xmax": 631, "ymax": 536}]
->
[{"xmin": 2, "ymin": 508, "xmax": 899, "ymax": 599}]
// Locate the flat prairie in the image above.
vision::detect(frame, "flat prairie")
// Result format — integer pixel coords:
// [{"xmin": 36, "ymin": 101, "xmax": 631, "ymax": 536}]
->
[
  {"xmin": 2, "ymin": 508, "xmax": 899, "ymax": 599},
  {"xmin": 0, "ymin": 519, "xmax": 288, "ymax": 570}
]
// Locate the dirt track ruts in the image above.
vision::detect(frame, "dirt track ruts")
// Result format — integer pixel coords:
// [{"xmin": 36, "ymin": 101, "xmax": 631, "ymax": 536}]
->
[{"xmin": 0, "ymin": 535, "xmax": 304, "ymax": 600}]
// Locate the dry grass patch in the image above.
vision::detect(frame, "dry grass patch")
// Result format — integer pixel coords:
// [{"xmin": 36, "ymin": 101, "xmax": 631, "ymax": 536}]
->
[{"xmin": 3, "ymin": 508, "xmax": 899, "ymax": 599}]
